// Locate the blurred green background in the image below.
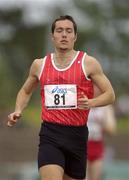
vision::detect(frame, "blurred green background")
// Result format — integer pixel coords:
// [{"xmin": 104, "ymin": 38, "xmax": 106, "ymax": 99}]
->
[{"xmin": 0, "ymin": 0, "xmax": 129, "ymax": 179}]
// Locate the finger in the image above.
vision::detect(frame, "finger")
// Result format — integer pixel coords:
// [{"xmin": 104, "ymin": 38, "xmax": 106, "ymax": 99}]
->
[
  {"xmin": 7, "ymin": 118, "xmax": 18, "ymax": 127},
  {"xmin": 80, "ymin": 92, "xmax": 88, "ymax": 98},
  {"xmin": 8, "ymin": 113, "xmax": 21, "ymax": 121},
  {"xmin": 15, "ymin": 113, "xmax": 21, "ymax": 117},
  {"xmin": 78, "ymin": 100, "xmax": 89, "ymax": 106},
  {"xmin": 77, "ymin": 102, "xmax": 89, "ymax": 109},
  {"xmin": 78, "ymin": 94, "xmax": 88, "ymax": 100},
  {"xmin": 77, "ymin": 106, "xmax": 85, "ymax": 109},
  {"xmin": 78, "ymin": 105, "xmax": 89, "ymax": 110},
  {"xmin": 7, "ymin": 121, "xmax": 14, "ymax": 127},
  {"xmin": 78, "ymin": 98, "xmax": 87, "ymax": 102},
  {"xmin": 14, "ymin": 114, "xmax": 21, "ymax": 120}
]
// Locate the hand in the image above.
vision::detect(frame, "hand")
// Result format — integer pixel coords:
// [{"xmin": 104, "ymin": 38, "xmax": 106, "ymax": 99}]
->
[
  {"xmin": 7, "ymin": 112, "xmax": 21, "ymax": 127},
  {"xmin": 78, "ymin": 92, "xmax": 89, "ymax": 109}
]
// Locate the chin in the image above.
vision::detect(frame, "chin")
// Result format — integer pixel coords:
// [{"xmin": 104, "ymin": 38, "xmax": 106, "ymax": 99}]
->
[{"xmin": 60, "ymin": 47, "xmax": 68, "ymax": 51}]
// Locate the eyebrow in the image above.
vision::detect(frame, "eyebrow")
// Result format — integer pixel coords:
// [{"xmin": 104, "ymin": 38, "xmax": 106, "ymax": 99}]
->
[{"xmin": 56, "ymin": 27, "xmax": 73, "ymax": 31}]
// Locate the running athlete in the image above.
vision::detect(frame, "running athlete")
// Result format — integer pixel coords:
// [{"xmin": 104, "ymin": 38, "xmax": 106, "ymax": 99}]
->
[
  {"xmin": 7, "ymin": 15, "xmax": 115, "ymax": 180},
  {"xmin": 87, "ymin": 105, "xmax": 116, "ymax": 180}
]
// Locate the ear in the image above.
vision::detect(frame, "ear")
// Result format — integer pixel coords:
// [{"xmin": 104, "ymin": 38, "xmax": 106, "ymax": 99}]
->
[
  {"xmin": 51, "ymin": 33, "xmax": 54, "ymax": 42},
  {"xmin": 74, "ymin": 34, "xmax": 77, "ymax": 42}
]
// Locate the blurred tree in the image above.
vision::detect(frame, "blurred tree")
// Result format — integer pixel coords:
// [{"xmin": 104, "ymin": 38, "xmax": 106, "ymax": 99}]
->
[
  {"xmin": 0, "ymin": 57, "xmax": 15, "ymax": 109},
  {"xmin": 73, "ymin": 0, "xmax": 129, "ymax": 95},
  {"xmin": 0, "ymin": 8, "xmax": 48, "ymax": 107}
]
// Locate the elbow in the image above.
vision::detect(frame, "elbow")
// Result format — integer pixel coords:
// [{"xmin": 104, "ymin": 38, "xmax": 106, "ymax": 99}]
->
[
  {"xmin": 111, "ymin": 92, "xmax": 115, "ymax": 103},
  {"xmin": 109, "ymin": 90, "xmax": 116, "ymax": 104}
]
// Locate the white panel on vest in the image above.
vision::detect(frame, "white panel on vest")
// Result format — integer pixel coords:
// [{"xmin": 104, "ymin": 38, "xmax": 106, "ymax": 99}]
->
[{"xmin": 44, "ymin": 84, "xmax": 77, "ymax": 109}]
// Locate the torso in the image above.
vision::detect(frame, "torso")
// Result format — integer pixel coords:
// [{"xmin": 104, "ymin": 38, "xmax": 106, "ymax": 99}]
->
[{"xmin": 39, "ymin": 51, "xmax": 94, "ymax": 126}]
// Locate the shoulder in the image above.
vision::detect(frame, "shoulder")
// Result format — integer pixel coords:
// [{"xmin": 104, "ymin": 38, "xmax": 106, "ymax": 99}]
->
[
  {"xmin": 30, "ymin": 57, "xmax": 46, "ymax": 77},
  {"xmin": 84, "ymin": 55, "xmax": 101, "ymax": 67},
  {"xmin": 83, "ymin": 55, "xmax": 103, "ymax": 76},
  {"xmin": 30, "ymin": 58, "xmax": 42, "ymax": 71}
]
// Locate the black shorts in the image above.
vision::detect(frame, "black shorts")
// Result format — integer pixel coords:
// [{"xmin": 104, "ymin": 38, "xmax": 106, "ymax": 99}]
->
[{"xmin": 38, "ymin": 121, "xmax": 88, "ymax": 179}]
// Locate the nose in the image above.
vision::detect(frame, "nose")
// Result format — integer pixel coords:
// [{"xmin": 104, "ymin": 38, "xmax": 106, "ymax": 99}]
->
[{"xmin": 62, "ymin": 30, "xmax": 67, "ymax": 37}]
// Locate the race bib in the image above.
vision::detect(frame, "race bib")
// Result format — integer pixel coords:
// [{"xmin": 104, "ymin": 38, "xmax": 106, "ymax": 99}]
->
[{"xmin": 44, "ymin": 84, "xmax": 77, "ymax": 109}]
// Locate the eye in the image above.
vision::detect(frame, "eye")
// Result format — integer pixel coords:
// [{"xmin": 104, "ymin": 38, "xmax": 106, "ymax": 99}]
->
[
  {"xmin": 56, "ymin": 28, "xmax": 63, "ymax": 33},
  {"xmin": 66, "ymin": 28, "xmax": 73, "ymax": 33}
]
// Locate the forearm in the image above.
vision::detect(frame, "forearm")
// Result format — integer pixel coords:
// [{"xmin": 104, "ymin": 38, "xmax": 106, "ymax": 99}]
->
[
  {"xmin": 89, "ymin": 90, "xmax": 115, "ymax": 108},
  {"xmin": 103, "ymin": 106, "xmax": 117, "ymax": 135},
  {"xmin": 7, "ymin": 60, "xmax": 39, "ymax": 127},
  {"xmin": 15, "ymin": 88, "xmax": 32, "ymax": 113}
]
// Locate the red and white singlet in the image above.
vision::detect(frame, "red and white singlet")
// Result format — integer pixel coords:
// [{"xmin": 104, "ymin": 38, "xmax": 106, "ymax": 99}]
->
[
  {"xmin": 39, "ymin": 51, "xmax": 94, "ymax": 126},
  {"xmin": 87, "ymin": 107, "xmax": 107, "ymax": 161}
]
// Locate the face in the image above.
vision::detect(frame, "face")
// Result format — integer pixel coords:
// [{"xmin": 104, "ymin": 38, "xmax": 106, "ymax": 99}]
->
[{"xmin": 51, "ymin": 19, "xmax": 77, "ymax": 51}]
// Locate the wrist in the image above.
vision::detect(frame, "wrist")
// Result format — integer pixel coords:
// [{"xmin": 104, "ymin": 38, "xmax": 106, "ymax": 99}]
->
[
  {"xmin": 14, "ymin": 108, "xmax": 22, "ymax": 114},
  {"xmin": 88, "ymin": 98, "xmax": 96, "ymax": 108}
]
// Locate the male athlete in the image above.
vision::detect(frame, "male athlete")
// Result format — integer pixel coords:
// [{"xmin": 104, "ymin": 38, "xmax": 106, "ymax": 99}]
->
[{"xmin": 7, "ymin": 15, "xmax": 115, "ymax": 180}]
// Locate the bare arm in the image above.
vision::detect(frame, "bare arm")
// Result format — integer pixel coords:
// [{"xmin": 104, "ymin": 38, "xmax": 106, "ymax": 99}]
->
[
  {"xmin": 7, "ymin": 59, "xmax": 41, "ymax": 127},
  {"xmin": 78, "ymin": 56, "xmax": 115, "ymax": 109},
  {"xmin": 103, "ymin": 105, "xmax": 117, "ymax": 135},
  {"xmin": 88, "ymin": 57, "xmax": 115, "ymax": 107}
]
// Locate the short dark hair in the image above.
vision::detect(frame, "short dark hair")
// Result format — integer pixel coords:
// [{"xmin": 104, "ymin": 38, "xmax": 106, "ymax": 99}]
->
[{"xmin": 51, "ymin": 15, "xmax": 77, "ymax": 35}]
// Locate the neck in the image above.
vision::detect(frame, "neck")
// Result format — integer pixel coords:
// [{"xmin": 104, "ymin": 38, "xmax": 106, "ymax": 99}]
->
[
  {"xmin": 54, "ymin": 49, "xmax": 76, "ymax": 62},
  {"xmin": 53, "ymin": 49, "xmax": 77, "ymax": 69}
]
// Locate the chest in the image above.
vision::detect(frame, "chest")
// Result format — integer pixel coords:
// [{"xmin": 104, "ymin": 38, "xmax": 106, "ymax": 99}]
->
[{"xmin": 41, "ymin": 59, "xmax": 84, "ymax": 85}]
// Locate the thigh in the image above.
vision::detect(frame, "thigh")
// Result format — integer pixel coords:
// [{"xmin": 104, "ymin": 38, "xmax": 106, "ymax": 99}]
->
[
  {"xmin": 63, "ymin": 173, "xmax": 75, "ymax": 180},
  {"xmin": 64, "ymin": 126, "xmax": 88, "ymax": 179},
  {"xmin": 65, "ymin": 148, "xmax": 87, "ymax": 179},
  {"xmin": 88, "ymin": 159, "xmax": 103, "ymax": 180},
  {"xmin": 38, "ymin": 143, "xmax": 65, "ymax": 169},
  {"xmin": 39, "ymin": 164, "xmax": 64, "ymax": 180}
]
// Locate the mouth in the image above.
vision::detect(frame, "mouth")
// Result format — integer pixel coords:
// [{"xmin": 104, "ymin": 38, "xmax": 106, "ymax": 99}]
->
[{"xmin": 60, "ymin": 40, "xmax": 68, "ymax": 43}]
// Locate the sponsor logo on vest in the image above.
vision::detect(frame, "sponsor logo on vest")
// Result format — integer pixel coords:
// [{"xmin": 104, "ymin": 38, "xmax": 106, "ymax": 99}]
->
[{"xmin": 52, "ymin": 86, "xmax": 67, "ymax": 94}]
